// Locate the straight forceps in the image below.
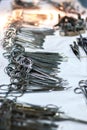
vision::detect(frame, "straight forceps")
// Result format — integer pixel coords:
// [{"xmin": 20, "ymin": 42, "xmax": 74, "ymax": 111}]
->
[
  {"xmin": 3, "ymin": 22, "xmax": 54, "ymax": 50},
  {"xmin": 2, "ymin": 44, "xmax": 67, "ymax": 94},
  {"xmin": 1, "ymin": 98, "xmax": 87, "ymax": 129},
  {"xmin": 0, "ymin": 98, "xmax": 58, "ymax": 130},
  {"xmin": 13, "ymin": 102, "xmax": 87, "ymax": 124}
]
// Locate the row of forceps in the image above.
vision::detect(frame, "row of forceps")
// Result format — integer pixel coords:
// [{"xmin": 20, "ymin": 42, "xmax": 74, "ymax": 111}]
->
[
  {"xmin": 0, "ymin": 98, "xmax": 87, "ymax": 130},
  {"xmin": 3, "ymin": 22, "xmax": 54, "ymax": 50},
  {"xmin": 0, "ymin": 98, "xmax": 58, "ymax": 130},
  {"xmin": 70, "ymin": 34, "xmax": 87, "ymax": 60},
  {"xmin": 1, "ymin": 43, "xmax": 68, "ymax": 97},
  {"xmin": 1, "ymin": 18, "xmax": 68, "ymax": 130}
]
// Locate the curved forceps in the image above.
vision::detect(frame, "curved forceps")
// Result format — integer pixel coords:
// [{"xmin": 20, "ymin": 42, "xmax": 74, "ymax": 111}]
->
[{"xmin": 74, "ymin": 80, "xmax": 87, "ymax": 104}]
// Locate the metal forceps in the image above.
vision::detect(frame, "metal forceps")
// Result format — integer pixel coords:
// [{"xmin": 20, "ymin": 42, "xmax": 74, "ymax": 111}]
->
[
  {"xmin": 0, "ymin": 83, "xmax": 24, "ymax": 98},
  {"xmin": 74, "ymin": 80, "xmax": 87, "ymax": 104}
]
